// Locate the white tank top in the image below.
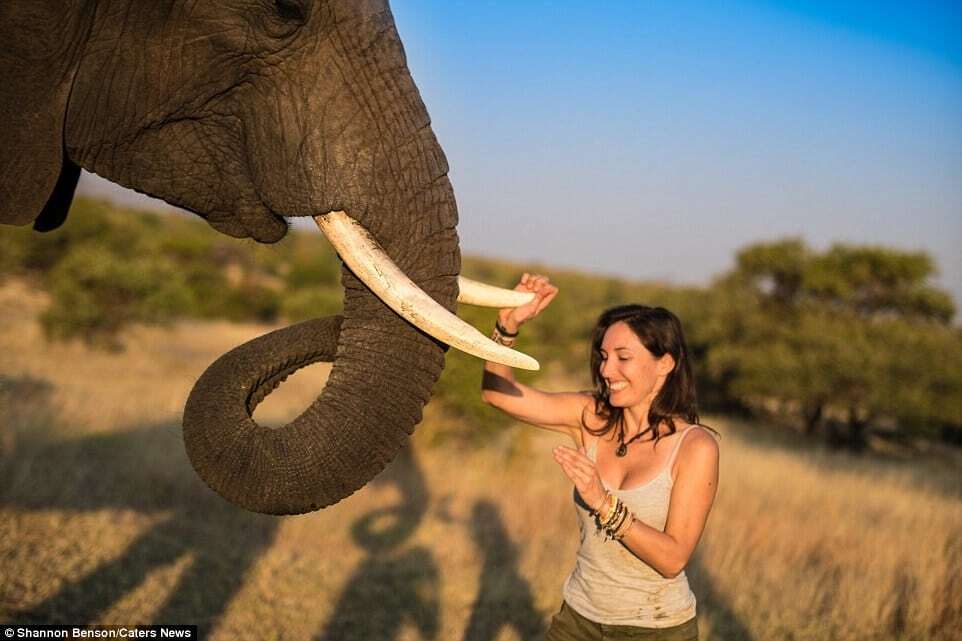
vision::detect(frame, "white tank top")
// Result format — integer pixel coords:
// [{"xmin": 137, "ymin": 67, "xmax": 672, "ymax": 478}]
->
[{"xmin": 561, "ymin": 426, "xmax": 707, "ymax": 627}]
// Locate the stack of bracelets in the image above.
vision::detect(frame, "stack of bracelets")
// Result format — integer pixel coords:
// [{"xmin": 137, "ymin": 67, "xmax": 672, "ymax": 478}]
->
[
  {"xmin": 593, "ymin": 492, "xmax": 635, "ymax": 541},
  {"xmin": 491, "ymin": 321, "xmax": 518, "ymax": 347}
]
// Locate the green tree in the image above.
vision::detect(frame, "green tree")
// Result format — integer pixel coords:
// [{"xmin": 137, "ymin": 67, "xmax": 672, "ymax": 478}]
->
[
  {"xmin": 704, "ymin": 239, "xmax": 960, "ymax": 448},
  {"xmin": 805, "ymin": 245, "xmax": 955, "ymax": 322}
]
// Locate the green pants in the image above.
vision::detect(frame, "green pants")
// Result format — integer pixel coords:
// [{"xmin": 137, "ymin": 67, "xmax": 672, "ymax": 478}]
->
[{"xmin": 545, "ymin": 601, "xmax": 698, "ymax": 641}]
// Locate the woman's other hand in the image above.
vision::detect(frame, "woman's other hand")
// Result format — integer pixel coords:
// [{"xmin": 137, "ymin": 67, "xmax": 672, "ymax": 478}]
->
[
  {"xmin": 498, "ymin": 273, "xmax": 558, "ymax": 333},
  {"xmin": 553, "ymin": 445, "xmax": 607, "ymax": 512}
]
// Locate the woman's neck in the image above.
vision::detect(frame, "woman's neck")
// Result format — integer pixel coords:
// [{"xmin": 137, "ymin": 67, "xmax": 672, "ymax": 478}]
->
[
  {"xmin": 622, "ymin": 403, "xmax": 651, "ymax": 440},
  {"xmin": 621, "ymin": 385, "xmax": 666, "ymax": 440}
]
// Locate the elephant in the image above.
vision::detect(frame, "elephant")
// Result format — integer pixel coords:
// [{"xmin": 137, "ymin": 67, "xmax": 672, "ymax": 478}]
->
[{"xmin": 0, "ymin": 0, "xmax": 538, "ymax": 515}]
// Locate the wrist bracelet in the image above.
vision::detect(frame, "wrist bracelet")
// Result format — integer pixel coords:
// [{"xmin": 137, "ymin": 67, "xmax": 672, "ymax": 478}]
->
[
  {"xmin": 495, "ymin": 320, "xmax": 519, "ymax": 337},
  {"xmin": 613, "ymin": 513, "xmax": 634, "ymax": 540},
  {"xmin": 602, "ymin": 496, "xmax": 620, "ymax": 528},
  {"xmin": 491, "ymin": 326, "xmax": 516, "ymax": 347},
  {"xmin": 593, "ymin": 494, "xmax": 633, "ymax": 541},
  {"xmin": 592, "ymin": 492, "xmax": 611, "ymax": 518},
  {"xmin": 600, "ymin": 496, "xmax": 623, "ymax": 531},
  {"xmin": 609, "ymin": 502, "xmax": 627, "ymax": 532}
]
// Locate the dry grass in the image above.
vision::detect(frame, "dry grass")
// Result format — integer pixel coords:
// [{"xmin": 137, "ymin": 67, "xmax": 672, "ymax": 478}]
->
[{"xmin": 1, "ymin": 279, "xmax": 960, "ymax": 640}]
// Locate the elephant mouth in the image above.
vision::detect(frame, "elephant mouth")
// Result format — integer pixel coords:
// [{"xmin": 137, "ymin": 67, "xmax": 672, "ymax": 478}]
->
[{"xmin": 312, "ymin": 210, "xmax": 539, "ymax": 370}]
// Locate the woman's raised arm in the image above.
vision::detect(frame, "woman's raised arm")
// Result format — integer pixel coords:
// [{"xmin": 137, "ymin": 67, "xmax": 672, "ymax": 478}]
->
[{"xmin": 479, "ymin": 274, "xmax": 587, "ymax": 442}]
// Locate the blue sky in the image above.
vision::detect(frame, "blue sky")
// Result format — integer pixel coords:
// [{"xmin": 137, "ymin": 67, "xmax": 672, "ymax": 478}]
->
[{"xmin": 79, "ymin": 0, "xmax": 962, "ymax": 306}]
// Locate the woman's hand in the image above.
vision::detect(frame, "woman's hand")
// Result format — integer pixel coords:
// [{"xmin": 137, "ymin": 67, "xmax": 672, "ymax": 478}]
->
[
  {"xmin": 553, "ymin": 445, "xmax": 608, "ymax": 512},
  {"xmin": 498, "ymin": 273, "xmax": 558, "ymax": 333}
]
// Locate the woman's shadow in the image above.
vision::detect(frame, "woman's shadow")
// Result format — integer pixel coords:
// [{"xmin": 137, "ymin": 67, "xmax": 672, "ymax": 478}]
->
[
  {"xmin": 461, "ymin": 500, "xmax": 545, "ymax": 641},
  {"xmin": 316, "ymin": 445, "xmax": 440, "ymax": 641},
  {"xmin": 1, "ymin": 379, "xmax": 279, "ymax": 637}
]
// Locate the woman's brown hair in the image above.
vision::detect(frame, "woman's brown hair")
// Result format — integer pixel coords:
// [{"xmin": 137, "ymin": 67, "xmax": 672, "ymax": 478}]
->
[{"xmin": 583, "ymin": 304, "xmax": 707, "ymax": 445}]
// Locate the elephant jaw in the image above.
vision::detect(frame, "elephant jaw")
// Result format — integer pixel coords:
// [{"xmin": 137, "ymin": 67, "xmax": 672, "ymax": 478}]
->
[{"xmin": 314, "ymin": 211, "xmax": 539, "ymax": 371}]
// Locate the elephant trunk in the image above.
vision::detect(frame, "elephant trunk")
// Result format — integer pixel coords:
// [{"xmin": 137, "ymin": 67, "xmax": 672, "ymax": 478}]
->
[{"xmin": 184, "ymin": 166, "xmax": 460, "ymax": 515}]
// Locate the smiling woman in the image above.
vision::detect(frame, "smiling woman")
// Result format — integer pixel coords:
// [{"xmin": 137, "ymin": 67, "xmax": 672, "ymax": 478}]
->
[{"xmin": 481, "ymin": 274, "xmax": 719, "ymax": 640}]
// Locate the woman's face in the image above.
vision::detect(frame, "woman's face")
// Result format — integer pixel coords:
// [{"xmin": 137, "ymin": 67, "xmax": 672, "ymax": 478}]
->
[{"xmin": 599, "ymin": 321, "xmax": 674, "ymax": 408}]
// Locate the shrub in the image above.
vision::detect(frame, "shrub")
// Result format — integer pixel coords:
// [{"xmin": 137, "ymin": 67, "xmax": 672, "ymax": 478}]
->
[{"xmin": 40, "ymin": 245, "xmax": 197, "ymax": 347}]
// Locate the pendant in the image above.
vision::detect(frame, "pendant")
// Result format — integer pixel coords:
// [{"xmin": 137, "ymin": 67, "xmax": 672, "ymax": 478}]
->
[{"xmin": 616, "ymin": 443, "xmax": 627, "ymax": 457}]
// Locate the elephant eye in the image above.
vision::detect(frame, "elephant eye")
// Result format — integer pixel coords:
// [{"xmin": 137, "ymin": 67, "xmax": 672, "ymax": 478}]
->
[{"xmin": 274, "ymin": 0, "xmax": 308, "ymax": 23}]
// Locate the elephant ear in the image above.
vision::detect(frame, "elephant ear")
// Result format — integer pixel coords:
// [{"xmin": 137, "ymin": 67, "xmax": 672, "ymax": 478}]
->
[{"xmin": 0, "ymin": 5, "xmax": 87, "ymax": 232}]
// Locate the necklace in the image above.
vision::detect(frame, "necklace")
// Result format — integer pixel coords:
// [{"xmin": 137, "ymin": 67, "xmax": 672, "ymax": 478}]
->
[{"xmin": 615, "ymin": 431, "xmax": 647, "ymax": 457}]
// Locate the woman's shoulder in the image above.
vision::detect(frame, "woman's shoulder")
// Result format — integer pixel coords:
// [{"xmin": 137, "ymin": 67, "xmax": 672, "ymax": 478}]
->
[
  {"xmin": 674, "ymin": 422, "xmax": 720, "ymax": 461},
  {"xmin": 667, "ymin": 422, "xmax": 718, "ymax": 484},
  {"xmin": 681, "ymin": 422, "xmax": 718, "ymax": 441}
]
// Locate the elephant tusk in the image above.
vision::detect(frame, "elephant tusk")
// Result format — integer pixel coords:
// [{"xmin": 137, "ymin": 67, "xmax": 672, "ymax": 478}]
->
[
  {"xmin": 457, "ymin": 276, "xmax": 535, "ymax": 308},
  {"xmin": 314, "ymin": 211, "xmax": 540, "ymax": 371}
]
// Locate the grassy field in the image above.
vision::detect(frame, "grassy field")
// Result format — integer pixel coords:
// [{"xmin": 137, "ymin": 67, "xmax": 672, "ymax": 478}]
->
[{"xmin": 1, "ymin": 279, "xmax": 960, "ymax": 641}]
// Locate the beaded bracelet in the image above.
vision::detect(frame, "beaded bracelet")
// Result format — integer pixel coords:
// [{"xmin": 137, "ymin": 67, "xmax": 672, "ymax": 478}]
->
[
  {"xmin": 591, "ymin": 492, "xmax": 635, "ymax": 541},
  {"xmin": 594, "ymin": 493, "xmax": 614, "ymax": 525},
  {"xmin": 597, "ymin": 493, "xmax": 616, "ymax": 524},
  {"xmin": 491, "ymin": 325, "xmax": 516, "ymax": 347},
  {"xmin": 593, "ymin": 498, "xmax": 621, "ymax": 540},
  {"xmin": 610, "ymin": 504, "xmax": 630, "ymax": 535},
  {"xmin": 609, "ymin": 502, "xmax": 628, "ymax": 535},
  {"xmin": 601, "ymin": 496, "xmax": 623, "ymax": 530},
  {"xmin": 613, "ymin": 512, "xmax": 635, "ymax": 540}
]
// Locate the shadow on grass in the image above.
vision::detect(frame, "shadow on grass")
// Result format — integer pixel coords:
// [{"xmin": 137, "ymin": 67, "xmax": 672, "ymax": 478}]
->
[
  {"xmin": 316, "ymin": 445, "xmax": 439, "ymax": 641},
  {"xmin": 2, "ymin": 408, "xmax": 279, "ymax": 638},
  {"xmin": 461, "ymin": 500, "xmax": 545, "ymax": 641},
  {"xmin": 0, "ymin": 373, "xmax": 57, "ymax": 457},
  {"xmin": 686, "ymin": 551, "xmax": 755, "ymax": 641}
]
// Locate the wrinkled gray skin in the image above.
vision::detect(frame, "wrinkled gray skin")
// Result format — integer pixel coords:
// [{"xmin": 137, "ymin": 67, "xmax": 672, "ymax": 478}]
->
[{"xmin": 0, "ymin": 0, "xmax": 460, "ymax": 514}]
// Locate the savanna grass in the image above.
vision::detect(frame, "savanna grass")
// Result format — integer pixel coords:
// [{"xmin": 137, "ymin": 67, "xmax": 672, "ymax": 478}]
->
[{"xmin": 0, "ymin": 280, "xmax": 959, "ymax": 640}]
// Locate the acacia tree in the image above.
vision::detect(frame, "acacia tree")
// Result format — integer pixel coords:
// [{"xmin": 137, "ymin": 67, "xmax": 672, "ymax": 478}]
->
[{"xmin": 704, "ymin": 239, "xmax": 960, "ymax": 448}]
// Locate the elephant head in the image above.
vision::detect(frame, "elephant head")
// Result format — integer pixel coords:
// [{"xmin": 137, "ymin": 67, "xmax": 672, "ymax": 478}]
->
[{"xmin": 0, "ymin": 0, "xmax": 537, "ymax": 514}]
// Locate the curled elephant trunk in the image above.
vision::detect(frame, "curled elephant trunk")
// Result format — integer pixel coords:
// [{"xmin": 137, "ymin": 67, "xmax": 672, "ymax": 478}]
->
[
  {"xmin": 183, "ymin": 316, "xmax": 347, "ymax": 514},
  {"xmin": 183, "ymin": 198, "xmax": 456, "ymax": 513},
  {"xmin": 183, "ymin": 187, "xmax": 537, "ymax": 515},
  {"xmin": 183, "ymin": 242, "xmax": 453, "ymax": 514}
]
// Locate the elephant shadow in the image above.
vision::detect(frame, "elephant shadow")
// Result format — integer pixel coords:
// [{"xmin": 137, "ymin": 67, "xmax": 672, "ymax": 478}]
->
[
  {"xmin": 1, "ymin": 406, "xmax": 279, "ymax": 637},
  {"xmin": 316, "ymin": 445, "xmax": 440, "ymax": 641},
  {"xmin": 461, "ymin": 500, "xmax": 545, "ymax": 641}
]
